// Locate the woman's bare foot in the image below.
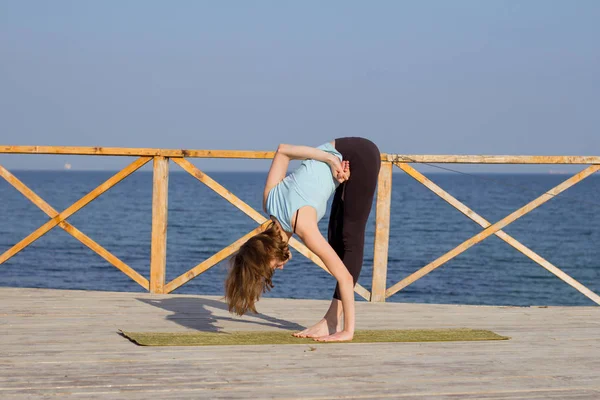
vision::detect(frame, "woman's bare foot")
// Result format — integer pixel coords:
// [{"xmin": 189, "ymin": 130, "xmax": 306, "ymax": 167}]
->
[
  {"xmin": 313, "ymin": 330, "xmax": 354, "ymax": 342},
  {"xmin": 293, "ymin": 318, "xmax": 341, "ymax": 338}
]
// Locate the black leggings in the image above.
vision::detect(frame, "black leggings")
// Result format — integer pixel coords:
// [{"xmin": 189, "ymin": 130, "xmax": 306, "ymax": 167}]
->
[{"xmin": 329, "ymin": 137, "xmax": 381, "ymax": 300}]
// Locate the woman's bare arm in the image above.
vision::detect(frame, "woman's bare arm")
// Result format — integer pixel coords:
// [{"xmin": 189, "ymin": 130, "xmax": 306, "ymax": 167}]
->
[
  {"xmin": 296, "ymin": 207, "xmax": 355, "ymax": 341},
  {"xmin": 263, "ymin": 146, "xmax": 290, "ymax": 213},
  {"xmin": 277, "ymin": 143, "xmax": 338, "ymax": 162},
  {"xmin": 263, "ymin": 142, "xmax": 342, "ymax": 212}
]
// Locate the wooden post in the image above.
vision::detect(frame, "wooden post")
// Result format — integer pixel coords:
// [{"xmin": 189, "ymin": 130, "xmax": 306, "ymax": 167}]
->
[
  {"xmin": 371, "ymin": 161, "xmax": 393, "ymax": 302},
  {"xmin": 150, "ymin": 156, "xmax": 169, "ymax": 294}
]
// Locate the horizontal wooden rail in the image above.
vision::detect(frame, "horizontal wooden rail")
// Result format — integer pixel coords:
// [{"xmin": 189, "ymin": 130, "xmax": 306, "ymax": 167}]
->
[
  {"xmin": 1, "ymin": 146, "xmax": 599, "ymax": 306},
  {"xmin": 3, "ymin": 145, "xmax": 600, "ymax": 164},
  {"xmin": 385, "ymin": 154, "xmax": 600, "ymax": 164},
  {"xmin": 0, "ymin": 145, "xmax": 278, "ymax": 159}
]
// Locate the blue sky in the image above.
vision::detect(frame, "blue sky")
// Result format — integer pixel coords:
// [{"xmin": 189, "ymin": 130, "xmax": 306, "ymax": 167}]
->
[{"xmin": 0, "ymin": 1, "xmax": 598, "ymax": 172}]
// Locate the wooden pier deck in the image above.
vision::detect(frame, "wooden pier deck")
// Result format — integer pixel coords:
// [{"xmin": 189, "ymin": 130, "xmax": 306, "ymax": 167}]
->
[{"xmin": 1, "ymin": 287, "xmax": 599, "ymax": 399}]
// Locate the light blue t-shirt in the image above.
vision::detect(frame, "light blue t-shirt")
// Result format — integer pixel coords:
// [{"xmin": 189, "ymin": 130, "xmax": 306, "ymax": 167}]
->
[{"xmin": 265, "ymin": 142, "xmax": 343, "ymax": 233}]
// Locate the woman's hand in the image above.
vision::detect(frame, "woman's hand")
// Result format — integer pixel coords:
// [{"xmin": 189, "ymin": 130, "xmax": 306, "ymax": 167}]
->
[
  {"xmin": 313, "ymin": 330, "xmax": 354, "ymax": 342},
  {"xmin": 329, "ymin": 156, "xmax": 350, "ymax": 184},
  {"xmin": 339, "ymin": 160, "xmax": 350, "ymax": 182}
]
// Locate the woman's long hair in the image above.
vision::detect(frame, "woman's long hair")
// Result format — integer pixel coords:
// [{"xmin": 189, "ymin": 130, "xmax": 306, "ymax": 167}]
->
[{"xmin": 225, "ymin": 220, "xmax": 290, "ymax": 316}]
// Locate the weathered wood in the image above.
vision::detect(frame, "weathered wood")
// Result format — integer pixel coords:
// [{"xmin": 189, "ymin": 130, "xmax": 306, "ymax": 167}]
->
[
  {"xmin": 62, "ymin": 224, "xmax": 150, "ymax": 290},
  {"xmin": 0, "ymin": 164, "xmax": 56, "ymax": 216},
  {"xmin": 386, "ymin": 164, "xmax": 600, "ymax": 298},
  {"xmin": 371, "ymin": 161, "xmax": 392, "ymax": 302},
  {"xmin": 0, "ymin": 145, "xmax": 277, "ymax": 159},
  {"xmin": 1, "ymin": 287, "xmax": 599, "ymax": 399},
  {"xmin": 172, "ymin": 158, "xmax": 266, "ymax": 223},
  {"xmin": 396, "ymin": 162, "xmax": 600, "ymax": 305},
  {"xmin": 0, "ymin": 164, "xmax": 149, "ymax": 290},
  {"xmin": 150, "ymin": 156, "xmax": 169, "ymax": 294},
  {"xmin": 0, "ymin": 157, "xmax": 152, "ymax": 265},
  {"xmin": 4, "ymin": 145, "xmax": 600, "ymax": 164},
  {"xmin": 386, "ymin": 154, "xmax": 600, "ymax": 164}
]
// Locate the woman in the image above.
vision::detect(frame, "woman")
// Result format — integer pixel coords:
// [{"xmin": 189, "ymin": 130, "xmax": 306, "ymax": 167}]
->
[{"xmin": 225, "ymin": 137, "xmax": 381, "ymax": 342}]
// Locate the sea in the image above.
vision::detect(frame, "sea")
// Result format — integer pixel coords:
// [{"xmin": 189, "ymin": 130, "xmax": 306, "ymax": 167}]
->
[{"xmin": 1, "ymin": 169, "xmax": 599, "ymax": 306}]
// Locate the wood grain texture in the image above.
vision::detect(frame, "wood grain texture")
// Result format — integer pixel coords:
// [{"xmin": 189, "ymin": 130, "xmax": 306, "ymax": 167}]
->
[
  {"xmin": 371, "ymin": 161, "xmax": 392, "ymax": 302},
  {"xmin": 1, "ymin": 287, "xmax": 599, "ymax": 399},
  {"xmin": 3, "ymin": 145, "xmax": 600, "ymax": 164},
  {"xmin": 150, "ymin": 156, "xmax": 169, "ymax": 294},
  {"xmin": 0, "ymin": 145, "xmax": 277, "ymax": 158},
  {"xmin": 0, "ymin": 145, "xmax": 389, "ymax": 160},
  {"xmin": 386, "ymin": 154, "xmax": 600, "ymax": 164},
  {"xmin": 172, "ymin": 157, "xmax": 266, "ymax": 223}
]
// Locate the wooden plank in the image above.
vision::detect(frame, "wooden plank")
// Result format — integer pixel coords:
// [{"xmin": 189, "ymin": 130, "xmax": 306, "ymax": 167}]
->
[
  {"xmin": 396, "ymin": 162, "xmax": 600, "ymax": 305},
  {"xmin": 0, "ymin": 145, "xmax": 277, "ymax": 159},
  {"xmin": 385, "ymin": 154, "xmax": 600, "ymax": 164},
  {"xmin": 3, "ymin": 144, "xmax": 600, "ymax": 164},
  {"xmin": 371, "ymin": 161, "xmax": 392, "ymax": 302},
  {"xmin": 0, "ymin": 164, "xmax": 56, "ymax": 216},
  {"xmin": 1, "ymin": 287, "xmax": 600, "ymax": 399},
  {"xmin": 169, "ymin": 150, "xmax": 275, "ymax": 159},
  {"xmin": 0, "ymin": 164, "xmax": 149, "ymax": 290},
  {"xmin": 61, "ymin": 224, "xmax": 150, "ymax": 290},
  {"xmin": 150, "ymin": 156, "xmax": 169, "ymax": 294},
  {"xmin": 0, "ymin": 157, "xmax": 151, "ymax": 264},
  {"xmin": 386, "ymin": 164, "xmax": 600, "ymax": 298},
  {"xmin": 172, "ymin": 157, "xmax": 268, "ymax": 223}
]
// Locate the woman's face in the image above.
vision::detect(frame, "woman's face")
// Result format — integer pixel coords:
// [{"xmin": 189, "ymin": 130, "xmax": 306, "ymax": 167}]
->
[{"xmin": 270, "ymin": 252, "xmax": 292, "ymax": 270}]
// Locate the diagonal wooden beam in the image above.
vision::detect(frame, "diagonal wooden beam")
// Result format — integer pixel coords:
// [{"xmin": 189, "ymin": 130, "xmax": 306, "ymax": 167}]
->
[
  {"xmin": 0, "ymin": 157, "xmax": 152, "ymax": 265},
  {"xmin": 394, "ymin": 162, "xmax": 600, "ymax": 305},
  {"xmin": 164, "ymin": 221, "xmax": 272, "ymax": 293},
  {"xmin": 385, "ymin": 164, "xmax": 600, "ymax": 298},
  {"xmin": 172, "ymin": 157, "xmax": 266, "ymax": 223},
  {"xmin": 0, "ymin": 164, "xmax": 149, "ymax": 290},
  {"xmin": 166, "ymin": 158, "xmax": 371, "ymax": 299},
  {"xmin": 164, "ymin": 221, "xmax": 371, "ymax": 300},
  {"xmin": 287, "ymin": 236, "xmax": 371, "ymax": 301}
]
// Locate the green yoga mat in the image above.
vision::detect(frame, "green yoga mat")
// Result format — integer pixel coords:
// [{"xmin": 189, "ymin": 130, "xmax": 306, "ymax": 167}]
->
[{"xmin": 119, "ymin": 328, "xmax": 509, "ymax": 346}]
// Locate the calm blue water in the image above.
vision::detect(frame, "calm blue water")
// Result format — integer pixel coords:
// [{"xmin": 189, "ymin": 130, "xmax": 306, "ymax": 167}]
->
[{"xmin": 1, "ymin": 169, "xmax": 599, "ymax": 306}]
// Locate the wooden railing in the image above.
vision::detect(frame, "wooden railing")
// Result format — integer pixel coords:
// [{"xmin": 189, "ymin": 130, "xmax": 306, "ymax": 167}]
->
[{"xmin": 1, "ymin": 146, "xmax": 599, "ymax": 305}]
